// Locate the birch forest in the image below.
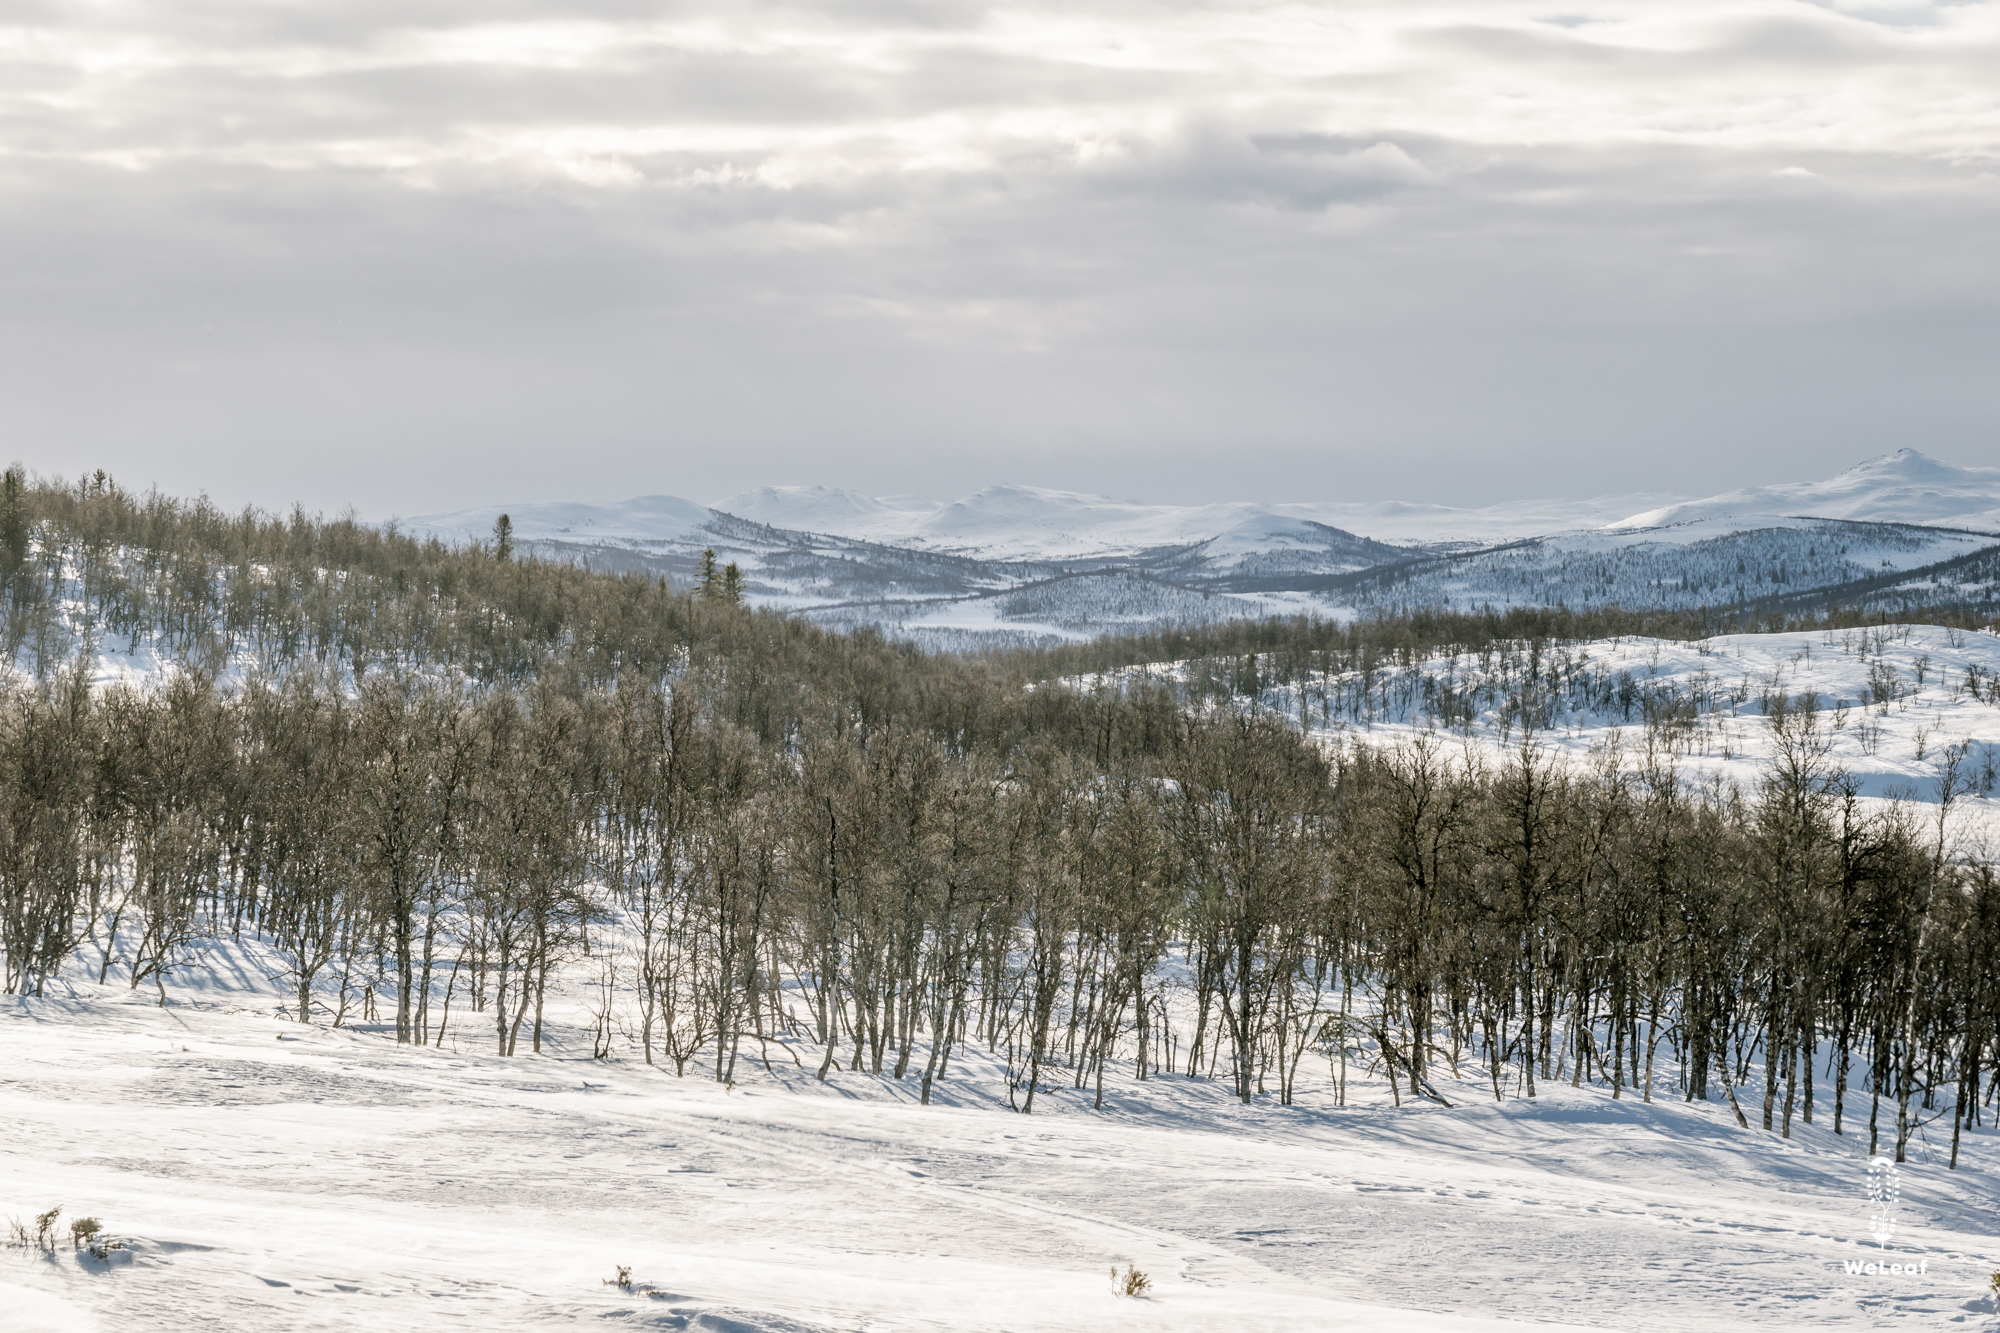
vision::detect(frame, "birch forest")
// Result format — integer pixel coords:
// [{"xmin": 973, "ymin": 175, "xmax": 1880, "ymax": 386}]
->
[{"xmin": 2, "ymin": 471, "xmax": 1997, "ymax": 1172}]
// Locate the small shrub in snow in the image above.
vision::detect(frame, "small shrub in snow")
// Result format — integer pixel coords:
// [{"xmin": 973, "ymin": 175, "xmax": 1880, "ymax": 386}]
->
[
  {"xmin": 67, "ymin": 1216, "xmax": 121, "ymax": 1260},
  {"xmin": 5, "ymin": 1208, "xmax": 121, "ymax": 1261},
  {"xmin": 1111, "ymin": 1265, "xmax": 1151, "ymax": 1298},
  {"xmin": 33, "ymin": 1206, "xmax": 61, "ymax": 1252},
  {"xmin": 604, "ymin": 1265, "xmax": 671, "ymax": 1300}
]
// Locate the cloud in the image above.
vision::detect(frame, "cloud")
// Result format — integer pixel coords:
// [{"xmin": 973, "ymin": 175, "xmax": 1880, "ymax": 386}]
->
[{"xmin": 0, "ymin": 0, "xmax": 1996, "ymax": 513}]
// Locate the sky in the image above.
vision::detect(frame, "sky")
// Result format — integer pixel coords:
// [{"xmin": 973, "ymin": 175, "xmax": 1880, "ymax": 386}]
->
[{"xmin": 1, "ymin": 0, "xmax": 1997, "ymax": 518}]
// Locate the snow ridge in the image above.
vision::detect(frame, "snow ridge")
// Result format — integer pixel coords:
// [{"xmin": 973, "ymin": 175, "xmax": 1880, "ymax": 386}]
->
[{"xmin": 393, "ymin": 452, "xmax": 2000, "ymax": 645}]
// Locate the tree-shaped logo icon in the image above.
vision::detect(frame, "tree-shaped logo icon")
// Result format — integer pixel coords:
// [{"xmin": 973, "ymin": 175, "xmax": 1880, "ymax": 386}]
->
[{"xmin": 1865, "ymin": 1158, "xmax": 1899, "ymax": 1249}]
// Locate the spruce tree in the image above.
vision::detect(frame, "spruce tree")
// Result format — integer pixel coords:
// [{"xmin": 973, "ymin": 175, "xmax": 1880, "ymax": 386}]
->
[
  {"xmin": 0, "ymin": 466, "xmax": 27, "ymax": 589},
  {"xmin": 698, "ymin": 547, "xmax": 720, "ymax": 601}
]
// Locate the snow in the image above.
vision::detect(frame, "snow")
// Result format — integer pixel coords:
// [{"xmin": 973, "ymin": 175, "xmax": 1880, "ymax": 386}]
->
[
  {"xmin": 713, "ymin": 486, "xmax": 940, "ymax": 533},
  {"xmin": 7, "ymin": 936, "xmax": 1998, "ymax": 1331},
  {"xmin": 1101, "ymin": 623, "xmax": 2000, "ymax": 845},
  {"xmin": 814, "ymin": 573, "xmax": 1289, "ymax": 643},
  {"xmin": 402, "ymin": 495, "xmax": 716, "ymax": 547},
  {"xmin": 15, "ymin": 616, "xmax": 2000, "ymax": 1330},
  {"xmin": 712, "ymin": 485, "xmax": 1694, "ymax": 558},
  {"xmin": 402, "ymin": 483, "xmax": 1702, "ymax": 568},
  {"xmin": 1314, "ymin": 493, "xmax": 1689, "ymax": 544},
  {"xmin": 1316, "ymin": 517, "xmax": 1997, "ymax": 621},
  {"xmin": 385, "ymin": 454, "xmax": 2000, "ymax": 637},
  {"xmin": 381, "ymin": 455, "xmax": 2000, "ymax": 649},
  {"xmin": 1613, "ymin": 451, "xmax": 2000, "ymax": 534}
]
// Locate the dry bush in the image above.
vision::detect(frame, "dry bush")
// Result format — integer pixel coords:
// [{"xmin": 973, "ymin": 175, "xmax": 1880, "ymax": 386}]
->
[
  {"xmin": 33, "ymin": 1207, "xmax": 61, "ymax": 1252},
  {"xmin": 1111, "ymin": 1264, "xmax": 1152, "ymax": 1298},
  {"xmin": 69, "ymin": 1218, "xmax": 121, "ymax": 1261},
  {"xmin": 604, "ymin": 1264, "xmax": 673, "ymax": 1300}
]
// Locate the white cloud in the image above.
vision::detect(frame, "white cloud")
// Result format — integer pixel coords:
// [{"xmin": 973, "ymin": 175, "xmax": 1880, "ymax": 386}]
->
[
  {"xmin": 4, "ymin": 3, "xmax": 1996, "ymax": 184},
  {"xmin": 0, "ymin": 0, "xmax": 1995, "ymax": 513}
]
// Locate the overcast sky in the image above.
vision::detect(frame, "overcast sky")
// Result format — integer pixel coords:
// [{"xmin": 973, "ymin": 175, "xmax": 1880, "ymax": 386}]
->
[{"xmin": 2, "ymin": 0, "xmax": 1996, "ymax": 517}]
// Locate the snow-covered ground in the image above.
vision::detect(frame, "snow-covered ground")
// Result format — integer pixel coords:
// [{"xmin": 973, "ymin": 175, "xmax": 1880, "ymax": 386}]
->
[
  {"xmin": 810, "ymin": 572, "xmax": 1304, "ymax": 646},
  {"xmin": 1323, "ymin": 624, "xmax": 2000, "ymax": 817},
  {"xmin": 11, "ymin": 627, "xmax": 2000, "ymax": 1331},
  {"xmin": 1092, "ymin": 624, "xmax": 2000, "ymax": 845},
  {"xmin": 6, "ymin": 939, "xmax": 1998, "ymax": 1332}
]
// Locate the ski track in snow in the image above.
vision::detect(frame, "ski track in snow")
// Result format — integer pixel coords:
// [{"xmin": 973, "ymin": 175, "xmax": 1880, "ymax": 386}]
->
[{"xmin": 5, "ymin": 959, "xmax": 1999, "ymax": 1332}]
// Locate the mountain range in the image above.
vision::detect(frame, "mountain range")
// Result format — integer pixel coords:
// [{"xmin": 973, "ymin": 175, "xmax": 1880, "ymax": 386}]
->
[{"xmin": 403, "ymin": 450, "xmax": 2000, "ymax": 647}]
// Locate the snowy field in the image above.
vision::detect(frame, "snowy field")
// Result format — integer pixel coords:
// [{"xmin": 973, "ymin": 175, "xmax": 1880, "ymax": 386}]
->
[{"xmin": 5, "ymin": 950, "xmax": 1999, "ymax": 1332}]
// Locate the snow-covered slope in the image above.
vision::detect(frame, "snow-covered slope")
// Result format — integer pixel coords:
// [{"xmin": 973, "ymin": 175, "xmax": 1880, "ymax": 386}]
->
[
  {"xmin": 1311, "ymin": 492, "xmax": 1686, "ymax": 545},
  {"xmin": 1311, "ymin": 517, "xmax": 1998, "ymax": 618},
  {"xmin": 7, "ymin": 931, "xmax": 1995, "ymax": 1332},
  {"xmin": 1125, "ymin": 622, "xmax": 2000, "ymax": 837},
  {"xmin": 710, "ymin": 485, "xmax": 1688, "ymax": 557},
  {"xmin": 714, "ymin": 486, "xmax": 940, "ymax": 534},
  {"xmin": 406, "ymin": 495, "xmax": 715, "ymax": 547},
  {"xmin": 1614, "ymin": 450, "xmax": 2000, "ymax": 532},
  {"xmin": 393, "ymin": 453, "xmax": 2000, "ymax": 644}
]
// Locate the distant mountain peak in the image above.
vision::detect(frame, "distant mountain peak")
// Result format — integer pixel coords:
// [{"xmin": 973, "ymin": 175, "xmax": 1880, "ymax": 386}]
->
[
  {"xmin": 713, "ymin": 486, "xmax": 939, "ymax": 530},
  {"xmin": 1612, "ymin": 449, "xmax": 2000, "ymax": 531},
  {"xmin": 1837, "ymin": 448, "xmax": 1974, "ymax": 482}
]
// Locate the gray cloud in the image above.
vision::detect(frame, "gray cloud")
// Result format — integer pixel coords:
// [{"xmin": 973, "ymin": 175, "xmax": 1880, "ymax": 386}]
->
[{"xmin": 0, "ymin": 1, "xmax": 1995, "ymax": 515}]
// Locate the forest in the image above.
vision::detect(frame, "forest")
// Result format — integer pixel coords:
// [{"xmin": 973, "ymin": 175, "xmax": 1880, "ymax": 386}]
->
[{"xmin": 1, "ymin": 469, "xmax": 1997, "ymax": 1174}]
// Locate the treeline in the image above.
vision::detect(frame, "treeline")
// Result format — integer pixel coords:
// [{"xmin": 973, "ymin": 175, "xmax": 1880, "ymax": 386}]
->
[
  {"xmin": 4, "ymin": 661, "xmax": 1998, "ymax": 1166},
  {"xmin": 0, "ymin": 466, "xmax": 807, "ymax": 688},
  {"xmin": 1, "ymin": 470, "xmax": 1997, "ymax": 1168},
  {"xmin": 1016, "ymin": 601, "xmax": 2000, "ymax": 688}
]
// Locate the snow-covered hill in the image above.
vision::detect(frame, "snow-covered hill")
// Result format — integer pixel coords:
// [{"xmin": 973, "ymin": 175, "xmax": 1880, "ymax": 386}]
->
[
  {"xmin": 715, "ymin": 484, "xmax": 1687, "ymax": 556},
  {"xmin": 713, "ymin": 485, "xmax": 941, "ymax": 535},
  {"xmin": 1307, "ymin": 518, "xmax": 1999, "ymax": 620},
  {"xmin": 1114, "ymin": 622, "xmax": 2000, "ymax": 846},
  {"xmin": 406, "ymin": 494, "xmax": 716, "ymax": 547},
  {"xmin": 400, "ymin": 453, "xmax": 2000, "ymax": 644},
  {"xmin": 1614, "ymin": 450, "xmax": 2000, "ymax": 533}
]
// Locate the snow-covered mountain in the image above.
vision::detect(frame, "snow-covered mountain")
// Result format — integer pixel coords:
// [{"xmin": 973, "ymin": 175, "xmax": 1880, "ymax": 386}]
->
[
  {"xmin": 1612, "ymin": 449, "xmax": 2000, "ymax": 532},
  {"xmin": 714, "ymin": 485, "xmax": 940, "ymax": 535},
  {"xmin": 716, "ymin": 484, "xmax": 1686, "ymax": 555},
  {"xmin": 1308, "ymin": 516, "xmax": 2000, "ymax": 619},
  {"xmin": 399, "ymin": 452, "xmax": 2000, "ymax": 645}
]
